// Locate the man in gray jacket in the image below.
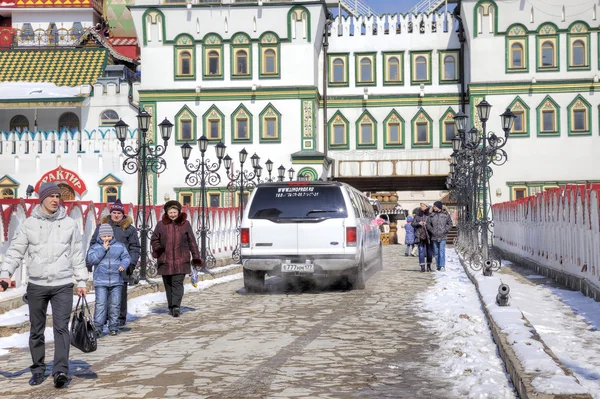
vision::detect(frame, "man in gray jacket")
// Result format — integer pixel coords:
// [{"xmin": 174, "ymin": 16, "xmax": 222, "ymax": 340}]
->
[
  {"xmin": 426, "ymin": 201, "xmax": 453, "ymax": 271},
  {"xmin": 0, "ymin": 182, "xmax": 88, "ymax": 388}
]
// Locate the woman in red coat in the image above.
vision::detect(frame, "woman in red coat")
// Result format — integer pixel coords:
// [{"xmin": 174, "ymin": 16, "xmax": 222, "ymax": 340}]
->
[{"xmin": 151, "ymin": 200, "xmax": 203, "ymax": 317}]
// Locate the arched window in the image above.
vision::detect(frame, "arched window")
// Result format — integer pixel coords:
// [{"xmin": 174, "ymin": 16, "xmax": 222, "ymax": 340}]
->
[
  {"xmin": 360, "ymin": 58, "xmax": 372, "ymax": 82},
  {"xmin": 235, "ymin": 50, "xmax": 248, "ymax": 75},
  {"xmin": 58, "ymin": 112, "xmax": 80, "ymax": 133},
  {"xmin": 541, "ymin": 41, "xmax": 554, "ymax": 67},
  {"xmin": 415, "ymin": 56, "xmax": 427, "ymax": 80},
  {"xmin": 511, "ymin": 43, "xmax": 523, "ymax": 68},
  {"xmin": 10, "ymin": 115, "xmax": 29, "ymax": 132},
  {"xmin": 264, "ymin": 49, "xmax": 276, "ymax": 74},
  {"xmin": 572, "ymin": 40, "xmax": 585, "ymax": 66},
  {"xmin": 388, "ymin": 57, "xmax": 400, "ymax": 81},
  {"xmin": 180, "ymin": 51, "xmax": 192, "ymax": 75},
  {"xmin": 332, "ymin": 58, "xmax": 344, "ymax": 82},
  {"xmin": 1, "ymin": 188, "xmax": 15, "ymax": 199},
  {"xmin": 443, "ymin": 55, "xmax": 456, "ymax": 80},
  {"xmin": 208, "ymin": 50, "xmax": 220, "ymax": 75},
  {"xmin": 104, "ymin": 186, "xmax": 119, "ymax": 203},
  {"xmin": 100, "ymin": 110, "xmax": 120, "ymax": 126}
]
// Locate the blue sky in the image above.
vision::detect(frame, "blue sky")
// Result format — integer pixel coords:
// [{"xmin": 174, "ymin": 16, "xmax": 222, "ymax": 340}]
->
[{"xmin": 365, "ymin": 0, "xmax": 419, "ymax": 13}]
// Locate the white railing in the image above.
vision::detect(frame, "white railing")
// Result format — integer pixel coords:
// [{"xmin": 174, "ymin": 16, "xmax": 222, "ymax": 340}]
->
[
  {"xmin": 338, "ymin": 0, "xmax": 377, "ymax": 17},
  {"xmin": 493, "ymin": 185, "xmax": 600, "ymax": 294},
  {"xmin": 409, "ymin": 0, "xmax": 449, "ymax": 15}
]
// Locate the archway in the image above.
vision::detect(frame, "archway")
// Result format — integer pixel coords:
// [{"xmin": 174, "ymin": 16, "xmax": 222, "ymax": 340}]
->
[{"xmin": 58, "ymin": 183, "xmax": 75, "ymax": 200}]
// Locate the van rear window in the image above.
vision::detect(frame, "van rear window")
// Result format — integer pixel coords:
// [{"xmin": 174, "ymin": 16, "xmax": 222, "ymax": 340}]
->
[{"xmin": 248, "ymin": 186, "xmax": 348, "ymax": 219}]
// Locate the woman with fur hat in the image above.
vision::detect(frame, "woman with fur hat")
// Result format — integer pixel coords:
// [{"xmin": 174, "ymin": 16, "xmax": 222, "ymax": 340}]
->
[
  {"xmin": 88, "ymin": 199, "xmax": 140, "ymax": 327},
  {"xmin": 151, "ymin": 200, "xmax": 203, "ymax": 317}
]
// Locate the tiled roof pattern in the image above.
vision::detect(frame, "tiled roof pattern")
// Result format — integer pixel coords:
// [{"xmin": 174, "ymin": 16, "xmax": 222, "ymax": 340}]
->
[
  {"xmin": 0, "ymin": 49, "xmax": 107, "ymax": 87},
  {"xmin": 13, "ymin": 0, "xmax": 103, "ymax": 12}
]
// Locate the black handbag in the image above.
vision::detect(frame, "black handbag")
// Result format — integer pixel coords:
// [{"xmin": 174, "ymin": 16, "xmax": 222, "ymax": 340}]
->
[{"xmin": 70, "ymin": 296, "xmax": 98, "ymax": 353}]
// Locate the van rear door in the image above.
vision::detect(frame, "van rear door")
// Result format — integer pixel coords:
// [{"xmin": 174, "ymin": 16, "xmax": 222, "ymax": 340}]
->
[{"xmin": 246, "ymin": 183, "xmax": 348, "ymax": 256}]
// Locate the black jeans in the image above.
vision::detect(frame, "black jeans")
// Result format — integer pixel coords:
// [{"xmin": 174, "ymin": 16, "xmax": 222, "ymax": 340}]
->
[
  {"xmin": 27, "ymin": 283, "xmax": 73, "ymax": 376},
  {"xmin": 119, "ymin": 282, "xmax": 128, "ymax": 325},
  {"xmin": 162, "ymin": 274, "xmax": 185, "ymax": 310}
]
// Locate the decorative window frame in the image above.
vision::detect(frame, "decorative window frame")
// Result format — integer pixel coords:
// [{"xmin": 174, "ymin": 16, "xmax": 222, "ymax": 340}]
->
[
  {"xmin": 174, "ymin": 34, "xmax": 196, "ymax": 80},
  {"xmin": 178, "ymin": 191, "xmax": 194, "ymax": 207},
  {"xmin": 508, "ymin": 96, "xmax": 530, "ymax": 137},
  {"xmin": 297, "ymin": 167, "xmax": 318, "ymax": 181},
  {"xmin": 511, "ymin": 185, "xmax": 528, "ymax": 200},
  {"xmin": 231, "ymin": 104, "xmax": 253, "ymax": 143},
  {"xmin": 473, "ymin": 0, "xmax": 499, "ymax": 38},
  {"xmin": 203, "ymin": 105, "xmax": 225, "ymax": 142},
  {"xmin": 259, "ymin": 103, "xmax": 281, "ymax": 143},
  {"xmin": 207, "ymin": 192, "xmax": 222, "ymax": 208},
  {"xmin": 99, "ymin": 109, "xmax": 120, "ymax": 127},
  {"xmin": 328, "ymin": 111, "xmax": 350, "ymax": 150},
  {"xmin": 411, "ymin": 109, "xmax": 433, "ymax": 148},
  {"xmin": 536, "ymin": 23, "xmax": 559, "ymax": 72},
  {"xmin": 287, "ymin": 6, "xmax": 312, "ymax": 42},
  {"xmin": 410, "ymin": 51, "xmax": 432, "ymax": 85},
  {"xmin": 259, "ymin": 31, "xmax": 280, "ymax": 79},
  {"xmin": 439, "ymin": 50, "xmax": 460, "ymax": 83},
  {"xmin": 355, "ymin": 110, "xmax": 377, "ymax": 149},
  {"xmin": 98, "ymin": 173, "xmax": 123, "ymax": 203},
  {"xmin": 567, "ymin": 22, "xmax": 590, "ymax": 71},
  {"xmin": 327, "ymin": 53, "xmax": 349, "ymax": 87},
  {"xmin": 10, "ymin": 114, "xmax": 29, "ymax": 131},
  {"xmin": 536, "ymin": 95, "xmax": 560, "ymax": 137},
  {"xmin": 567, "ymin": 95, "xmax": 591, "ymax": 136},
  {"xmin": 439, "ymin": 107, "xmax": 456, "ymax": 147},
  {"xmin": 0, "ymin": 175, "xmax": 20, "ymax": 199},
  {"xmin": 202, "ymin": 33, "xmax": 224, "ymax": 80},
  {"xmin": 382, "ymin": 52, "xmax": 403, "ymax": 86},
  {"xmin": 230, "ymin": 32, "xmax": 252, "ymax": 80},
  {"xmin": 383, "ymin": 109, "xmax": 405, "ymax": 149},
  {"xmin": 175, "ymin": 105, "xmax": 197, "ymax": 144},
  {"xmin": 506, "ymin": 24, "xmax": 529, "ymax": 73},
  {"xmin": 142, "ymin": 9, "xmax": 166, "ymax": 46},
  {"xmin": 355, "ymin": 52, "xmax": 377, "ymax": 87}
]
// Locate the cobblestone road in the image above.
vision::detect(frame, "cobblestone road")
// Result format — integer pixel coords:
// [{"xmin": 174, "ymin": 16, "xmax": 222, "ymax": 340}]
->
[{"xmin": 0, "ymin": 245, "xmax": 453, "ymax": 399}]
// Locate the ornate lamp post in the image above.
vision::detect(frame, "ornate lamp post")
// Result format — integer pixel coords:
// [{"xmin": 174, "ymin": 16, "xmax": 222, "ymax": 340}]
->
[
  {"xmin": 180, "ymin": 136, "xmax": 226, "ymax": 268},
  {"xmin": 115, "ymin": 110, "xmax": 173, "ymax": 281},
  {"xmin": 450, "ymin": 103, "xmax": 516, "ymax": 275},
  {"xmin": 277, "ymin": 165, "xmax": 286, "ymax": 182}
]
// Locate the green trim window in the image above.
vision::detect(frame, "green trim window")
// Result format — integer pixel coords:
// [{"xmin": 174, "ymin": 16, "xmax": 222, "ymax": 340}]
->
[
  {"xmin": 174, "ymin": 34, "xmax": 195, "ymax": 80},
  {"xmin": 259, "ymin": 104, "xmax": 281, "ymax": 143},
  {"xmin": 356, "ymin": 111, "xmax": 377, "ymax": 149},
  {"xmin": 175, "ymin": 106, "xmax": 197, "ymax": 144},
  {"xmin": 142, "ymin": 9, "xmax": 165, "ymax": 46},
  {"xmin": 537, "ymin": 96, "xmax": 560, "ymax": 136},
  {"xmin": 567, "ymin": 22, "xmax": 590, "ymax": 70},
  {"xmin": 439, "ymin": 109, "xmax": 456, "ymax": 147},
  {"xmin": 259, "ymin": 32, "xmax": 280, "ymax": 79},
  {"xmin": 382, "ymin": 52, "xmax": 403, "ymax": 85},
  {"xmin": 535, "ymin": 24, "xmax": 559, "ymax": 72},
  {"xmin": 355, "ymin": 53, "xmax": 376, "ymax": 86},
  {"xmin": 178, "ymin": 192, "xmax": 193, "ymax": 207},
  {"xmin": 410, "ymin": 51, "xmax": 431, "ymax": 85},
  {"xmin": 411, "ymin": 110, "xmax": 433, "ymax": 148},
  {"xmin": 328, "ymin": 111, "xmax": 349, "ymax": 150},
  {"xmin": 509, "ymin": 97, "xmax": 530, "ymax": 137},
  {"xmin": 328, "ymin": 53, "xmax": 349, "ymax": 86},
  {"xmin": 202, "ymin": 34, "xmax": 223, "ymax": 79},
  {"xmin": 203, "ymin": 106, "xmax": 224, "ymax": 142},
  {"xmin": 230, "ymin": 33, "xmax": 252, "ymax": 79},
  {"xmin": 506, "ymin": 25, "xmax": 528, "ymax": 72},
  {"xmin": 208, "ymin": 192, "xmax": 221, "ymax": 208},
  {"xmin": 439, "ymin": 51, "xmax": 459, "ymax": 83},
  {"xmin": 568, "ymin": 95, "xmax": 591, "ymax": 135},
  {"xmin": 383, "ymin": 110, "xmax": 404, "ymax": 148},
  {"xmin": 231, "ymin": 104, "xmax": 252, "ymax": 143}
]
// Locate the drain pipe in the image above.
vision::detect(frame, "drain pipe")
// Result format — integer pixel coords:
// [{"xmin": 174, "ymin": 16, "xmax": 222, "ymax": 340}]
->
[
  {"xmin": 453, "ymin": 0, "xmax": 466, "ymax": 113},
  {"xmin": 322, "ymin": 9, "xmax": 333, "ymax": 178}
]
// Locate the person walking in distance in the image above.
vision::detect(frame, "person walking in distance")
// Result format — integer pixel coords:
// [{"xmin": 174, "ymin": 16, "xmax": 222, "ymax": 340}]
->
[
  {"xmin": 412, "ymin": 203, "xmax": 434, "ymax": 272},
  {"xmin": 151, "ymin": 200, "xmax": 203, "ymax": 317},
  {"xmin": 87, "ymin": 224, "xmax": 131, "ymax": 336},
  {"xmin": 403, "ymin": 215, "xmax": 416, "ymax": 257},
  {"xmin": 427, "ymin": 201, "xmax": 453, "ymax": 272},
  {"xmin": 88, "ymin": 199, "xmax": 140, "ymax": 328},
  {"xmin": 0, "ymin": 182, "xmax": 88, "ymax": 388}
]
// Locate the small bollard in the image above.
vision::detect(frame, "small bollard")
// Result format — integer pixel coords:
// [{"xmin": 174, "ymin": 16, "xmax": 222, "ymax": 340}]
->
[
  {"xmin": 483, "ymin": 259, "xmax": 494, "ymax": 276},
  {"xmin": 496, "ymin": 283, "xmax": 510, "ymax": 306}
]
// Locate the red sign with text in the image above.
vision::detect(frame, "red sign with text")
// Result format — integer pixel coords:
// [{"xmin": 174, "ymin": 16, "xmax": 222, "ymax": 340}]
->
[{"xmin": 34, "ymin": 166, "xmax": 87, "ymax": 196}]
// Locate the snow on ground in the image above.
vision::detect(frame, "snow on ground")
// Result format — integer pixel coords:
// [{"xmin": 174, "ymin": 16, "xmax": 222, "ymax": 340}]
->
[
  {"xmin": 414, "ymin": 249, "xmax": 518, "ymax": 399},
  {"xmin": 0, "ymin": 273, "xmax": 242, "ymax": 356},
  {"xmin": 0, "ymin": 294, "xmax": 96, "ymax": 327}
]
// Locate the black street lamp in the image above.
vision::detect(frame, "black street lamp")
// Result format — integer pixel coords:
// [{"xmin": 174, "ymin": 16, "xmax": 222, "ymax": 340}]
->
[
  {"xmin": 180, "ymin": 136, "xmax": 226, "ymax": 269},
  {"xmin": 277, "ymin": 165, "xmax": 286, "ymax": 182},
  {"xmin": 115, "ymin": 110, "xmax": 173, "ymax": 281},
  {"xmin": 224, "ymin": 148, "xmax": 262, "ymax": 262},
  {"xmin": 450, "ymin": 103, "xmax": 516, "ymax": 276}
]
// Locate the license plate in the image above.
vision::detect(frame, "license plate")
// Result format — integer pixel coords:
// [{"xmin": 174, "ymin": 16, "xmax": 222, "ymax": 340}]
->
[{"xmin": 282, "ymin": 263, "xmax": 314, "ymax": 273}]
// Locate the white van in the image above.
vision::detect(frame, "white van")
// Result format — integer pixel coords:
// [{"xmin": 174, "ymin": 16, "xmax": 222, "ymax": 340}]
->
[{"xmin": 240, "ymin": 181, "xmax": 383, "ymax": 292}]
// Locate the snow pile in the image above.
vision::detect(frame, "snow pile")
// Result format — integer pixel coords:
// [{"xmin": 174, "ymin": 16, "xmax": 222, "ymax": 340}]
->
[{"xmin": 0, "ymin": 82, "xmax": 83, "ymax": 100}]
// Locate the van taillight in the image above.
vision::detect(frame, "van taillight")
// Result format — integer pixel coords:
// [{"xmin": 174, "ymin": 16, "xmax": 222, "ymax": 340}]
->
[
  {"xmin": 346, "ymin": 227, "xmax": 357, "ymax": 247},
  {"xmin": 241, "ymin": 228, "xmax": 250, "ymax": 248}
]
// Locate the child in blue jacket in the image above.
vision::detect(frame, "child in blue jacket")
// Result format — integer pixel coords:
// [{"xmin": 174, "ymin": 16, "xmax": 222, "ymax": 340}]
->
[{"xmin": 87, "ymin": 223, "xmax": 131, "ymax": 336}]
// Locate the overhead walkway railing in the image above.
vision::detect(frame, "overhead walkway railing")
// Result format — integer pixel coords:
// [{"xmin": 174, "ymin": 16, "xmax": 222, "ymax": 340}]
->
[
  {"xmin": 409, "ymin": 0, "xmax": 456, "ymax": 15},
  {"xmin": 326, "ymin": 0, "xmax": 377, "ymax": 17}
]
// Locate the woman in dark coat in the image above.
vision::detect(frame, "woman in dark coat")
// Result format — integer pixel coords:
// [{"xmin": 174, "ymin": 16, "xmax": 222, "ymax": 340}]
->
[
  {"xmin": 412, "ymin": 204, "xmax": 434, "ymax": 273},
  {"xmin": 151, "ymin": 200, "xmax": 203, "ymax": 317}
]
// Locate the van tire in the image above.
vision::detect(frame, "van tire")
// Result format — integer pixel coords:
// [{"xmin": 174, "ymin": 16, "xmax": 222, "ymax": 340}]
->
[{"xmin": 244, "ymin": 268, "xmax": 265, "ymax": 293}]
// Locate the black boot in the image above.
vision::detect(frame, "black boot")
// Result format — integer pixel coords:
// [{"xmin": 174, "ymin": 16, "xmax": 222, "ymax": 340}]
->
[
  {"xmin": 427, "ymin": 264, "xmax": 432, "ymax": 272},
  {"xmin": 53, "ymin": 372, "xmax": 68, "ymax": 388},
  {"xmin": 420, "ymin": 264, "xmax": 426, "ymax": 272},
  {"xmin": 29, "ymin": 373, "xmax": 44, "ymax": 386}
]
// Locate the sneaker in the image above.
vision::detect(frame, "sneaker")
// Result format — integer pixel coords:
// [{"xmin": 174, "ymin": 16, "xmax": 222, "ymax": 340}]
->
[
  {"xmin": 53, "ymin": 372, "xmax": 68, "ymax": 388},
  {"xmin": 29, "ymin": 373, "xmax": 44, "ymax": 386},
  {"xmin": 110, "ymin": 330, "xmax": 118, "ymax": 336},
  {"xmin": 172, "ymin": 307, "xmax": 180, "ymax": 318},
  {"xmin": 440, "ymin": 267, "xmax": 446, "ymax": 272}
]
